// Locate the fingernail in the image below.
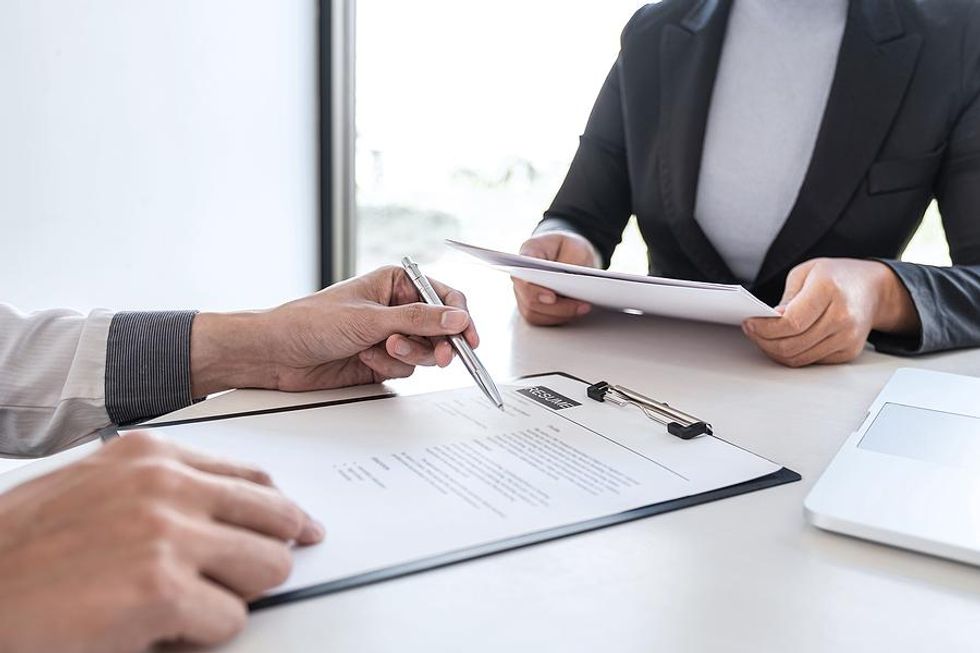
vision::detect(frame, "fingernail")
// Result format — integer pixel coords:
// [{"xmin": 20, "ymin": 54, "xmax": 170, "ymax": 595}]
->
[
  {"xmin": 441, "ymin": 309, "xmax": 469, "ymax": 330},
  {"xmin": 539, "ymin": 293, "xmax": 556, "ymax": 305},
  {"xmin": 310, "ymin": 520, "xmax": 325, "ymax": 541},
  {"xmin": 394, "ymin": 340, "xmax": 411, "ymax": 357},
  {"xmin": 300, "ymin": 519, "xmax": 325, "ymax": 543},
  {"xmin": 576, "ymin": 304, "xmax": 591, "ymax": 316}
]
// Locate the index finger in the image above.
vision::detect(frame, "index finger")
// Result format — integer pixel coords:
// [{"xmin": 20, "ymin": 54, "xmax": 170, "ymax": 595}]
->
[
  {"xmin": 426, "ymin": 276, "xmax": 480, "ymax": 348},
  {"xmin": 173, "ymin": 445, "xmax": 275, "ymax": 487},
  {"xmin": 197, "ymin": 472, "xmax": 324, "ymax": 545}
]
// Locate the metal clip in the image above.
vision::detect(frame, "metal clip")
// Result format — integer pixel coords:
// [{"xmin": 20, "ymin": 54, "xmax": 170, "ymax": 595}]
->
[{"xmin": 587, "ymin": 381, "xmax": 712, "ymax": 440}]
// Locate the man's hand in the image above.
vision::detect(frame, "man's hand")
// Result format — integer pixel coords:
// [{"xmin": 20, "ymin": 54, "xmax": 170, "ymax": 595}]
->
[
  {"xmin": 512, "ymin": 232, "xmax": 600, "ymax": 326},
  {"xmin": 189, "ymin": 266, "xmax": 480, "ymax": 396},
  {"xmin": 0, "ymin": 432, "xmax": 322, "ymax": 653},
  {"xmin": 742, "ymin": 258, "xmax": 921, "ymax": 367}
]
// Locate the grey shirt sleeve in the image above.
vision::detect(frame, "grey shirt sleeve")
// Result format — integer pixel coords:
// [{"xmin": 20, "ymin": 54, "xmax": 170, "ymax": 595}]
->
[
  {"xmin": 0, "ymin": 307, "xmax": 199, "ymax": 457},
  {"xmin": 105, "ymin": 311, "xmax": 198, "ymax": 425}
]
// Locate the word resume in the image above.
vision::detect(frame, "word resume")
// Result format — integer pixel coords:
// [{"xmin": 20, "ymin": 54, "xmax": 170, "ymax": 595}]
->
[{"xmin": 145, "ymin": 375, "xmax": 782, "ymax": 598}]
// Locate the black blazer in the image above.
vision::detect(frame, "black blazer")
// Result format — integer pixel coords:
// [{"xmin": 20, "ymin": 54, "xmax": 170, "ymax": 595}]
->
[{"xmin": 541, "ymin": 0, "xmax": 980, "ymax": 355}]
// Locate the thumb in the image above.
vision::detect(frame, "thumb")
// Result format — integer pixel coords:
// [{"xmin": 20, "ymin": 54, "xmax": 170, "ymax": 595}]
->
[
  {"xmin": 519, "ymin": 236, "xmax": 558, "ymax": 261},
  {"xmin": 778, "ymin": 261, "xmax": 816, "ymax": 312},
  {"xmin": 375, "ymin": 303, "xmax": 471, "ymax": 339}
]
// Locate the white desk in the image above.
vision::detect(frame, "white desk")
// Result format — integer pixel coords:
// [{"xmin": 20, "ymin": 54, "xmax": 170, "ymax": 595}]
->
[{"xmin": 157, "ymin": 265, "xmax": 980, "ymax": 651}]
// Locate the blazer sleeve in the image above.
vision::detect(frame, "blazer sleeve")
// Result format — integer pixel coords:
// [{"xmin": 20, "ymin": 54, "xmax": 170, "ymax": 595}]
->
[
  {"xmin": 534, "ymin": 24, "xmax": 636, "ymax": 268},
  {"xmin": 872, "ymin": 10, "xmax": 980, "ymax": 356}
]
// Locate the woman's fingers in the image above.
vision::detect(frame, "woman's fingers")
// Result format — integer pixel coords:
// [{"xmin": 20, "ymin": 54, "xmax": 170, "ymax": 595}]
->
[{"xmin": 512, "ymin": 279, "xmax": 590, "ymax": 325}]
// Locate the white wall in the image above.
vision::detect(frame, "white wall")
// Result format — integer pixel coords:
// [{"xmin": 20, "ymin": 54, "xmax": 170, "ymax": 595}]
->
[{"xmin": 0, "ymin": 0, "xmax": 318, "ymax": 312}]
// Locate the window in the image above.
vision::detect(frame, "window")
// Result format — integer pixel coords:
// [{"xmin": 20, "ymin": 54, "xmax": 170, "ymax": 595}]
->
[
  {"xmin": 352, "ymin": 2, "xmax": 950, "ymax": 278},
  {"xmin": 354, "ymin": 1, "xmax": 648, "ymax": 275}
]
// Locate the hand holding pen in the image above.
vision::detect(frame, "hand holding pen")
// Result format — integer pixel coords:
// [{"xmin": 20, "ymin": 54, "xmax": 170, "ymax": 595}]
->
[{"xmin": 402, "ymin": 257, "xmax": 504, "ymax": 408}]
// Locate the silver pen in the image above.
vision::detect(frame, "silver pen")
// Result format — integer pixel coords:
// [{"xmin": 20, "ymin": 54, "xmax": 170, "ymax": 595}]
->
[{"xmin": 401, "ymin": 256, "xmax": 504, "ymax": 409}]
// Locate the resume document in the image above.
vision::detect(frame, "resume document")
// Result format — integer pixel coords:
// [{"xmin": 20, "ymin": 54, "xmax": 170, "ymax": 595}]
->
[{"xmin": 147, "ymin": 375, "xmax": 781, "ymax": 598}]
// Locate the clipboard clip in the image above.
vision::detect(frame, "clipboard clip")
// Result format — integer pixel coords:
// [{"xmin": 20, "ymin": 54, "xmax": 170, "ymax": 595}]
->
[{"xmin": 586, "ymin": 381, "xmax": 712, "ymax": 440}]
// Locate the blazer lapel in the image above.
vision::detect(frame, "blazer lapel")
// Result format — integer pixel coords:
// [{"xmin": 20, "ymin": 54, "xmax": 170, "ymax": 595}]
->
[
  {"xmin": 658, "ymin": 0, "xmax": 738, "ymax": 283},
  {"xmin": 754, "ymin": 0, "xmax": 923, "ymax": 289}
]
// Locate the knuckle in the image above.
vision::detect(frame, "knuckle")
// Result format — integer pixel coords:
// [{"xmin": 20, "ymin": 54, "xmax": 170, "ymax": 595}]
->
[
  {"xmin": 116, "ymin": 431, "xmax": 167, "ymax": 457},
  {"xmin": 137, "ymin": 545, "xmax": 183, "ymax": 606},
  {"xmin": 282, "ymin": 504, "xmax": 306, "ymax": 539},
  {"xmin": 773, "ymin": 340, "xmax": 793, "ymax": 359},
  {"xmin": 267, "ymin": 543, "xmax": 295, "ymax": 586},
  {"xmin": 406, "ymin": 303, "xmax": 427, "ymax": 329},
  {"xmin": 220, "ymin": 601, "xmax": 249, "ymax": 640},
  {"xmin": 843, "ymin": 325, "xmax": 862, "ymax": 342},
  {"xmin": 249, "ymin": 468, "xmax": 274, "ymax": 486},
  {"xmin": 348, "ymin": 311, "xmax": 381, "ymax": 345},
  {"xmin": 136, "ymin": 501, "xmax": 181, "ymax": 542},
  {"xmin": 135, "ymin": 460, "xmax": 185, "ymax": 497},
  {"xmin": 813, "ymin": 276, "xmax": 836, "ymax": 294},
  {"xmin": 827, "ymin": 309, "xmax": 846, "ymax": 330},
  {"xmin": 785, "ymin": 314, "xmax": 805, "ymax": 333}
]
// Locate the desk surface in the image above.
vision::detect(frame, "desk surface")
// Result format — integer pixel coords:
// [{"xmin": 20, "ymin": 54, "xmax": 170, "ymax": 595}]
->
[{"xmin": 170, "ymin": 263, "xmax": 979, "ymax": 653}]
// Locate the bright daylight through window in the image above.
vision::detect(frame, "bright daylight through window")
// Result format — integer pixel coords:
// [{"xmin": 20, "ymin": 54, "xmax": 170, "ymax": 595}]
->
[{"xmin": 353, "ymin": 0, "xmax": 950, "ymax": 276}]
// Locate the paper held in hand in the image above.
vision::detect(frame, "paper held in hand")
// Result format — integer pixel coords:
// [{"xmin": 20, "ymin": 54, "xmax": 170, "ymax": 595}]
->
[{"xmin": 446, "ymin": 239, "xmax": 778, "ymax": 326}]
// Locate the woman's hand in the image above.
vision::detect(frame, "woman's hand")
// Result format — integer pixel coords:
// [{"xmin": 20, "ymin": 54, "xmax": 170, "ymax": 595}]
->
[
  {"xmin": 512, "ymin": 231, "xmax": 600, "ymax": 326},
  {"xmin": 742, "ymin": 258, "xmax": 920, "ymax": 367}
]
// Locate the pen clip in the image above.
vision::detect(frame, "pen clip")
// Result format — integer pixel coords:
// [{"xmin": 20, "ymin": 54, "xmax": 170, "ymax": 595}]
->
[{"xmin": 401, "ymin": 256, "xmax": 424, "ymax": 281}]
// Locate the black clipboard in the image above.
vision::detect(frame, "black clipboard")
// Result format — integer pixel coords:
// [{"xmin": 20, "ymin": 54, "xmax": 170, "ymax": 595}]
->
[{"xmin": 135, "ymin": 372, "xmax": 800, "ymax": 611}]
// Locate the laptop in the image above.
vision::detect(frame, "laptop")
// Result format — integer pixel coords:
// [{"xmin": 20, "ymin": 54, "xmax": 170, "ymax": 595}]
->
[{"xmin": 805, "ymin": 368, "xmax": 980, "ymax": 566}]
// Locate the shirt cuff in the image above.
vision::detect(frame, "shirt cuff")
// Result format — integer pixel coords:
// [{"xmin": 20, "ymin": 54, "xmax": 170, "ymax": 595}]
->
[{"xmin": 105, "ymin": 311, "xmax": 198, "ymax": 425}]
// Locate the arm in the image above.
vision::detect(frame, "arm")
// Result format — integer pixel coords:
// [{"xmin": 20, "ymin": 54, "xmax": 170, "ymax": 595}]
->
[
  {"xmin": 535, "ymin": 51, "xmax": 633, "ymax": 268},
  {"xmin": 871, "ymin": 20, "xmax": 980, "ymax": 355},
  {"xmin": 741, "ymin": 9, "xmax": 980, "ymax": 365},
  {"xmin": 1, "ymin": 267, "xmax": 476, "ymax": 457},
  {"xmin": 0, "ymin": 267, "xmax": 479, "ymax": 651},
  {"xmin": 513, "ymin": 17, "xmax": 638, "ymax": 325},
  {"xmin": 0, "ymin": 305, "xmax": 195, "ymax": 457},
  {"xmin": 513, "ymin": 59, "xmax": 632, "ymax": 324}
]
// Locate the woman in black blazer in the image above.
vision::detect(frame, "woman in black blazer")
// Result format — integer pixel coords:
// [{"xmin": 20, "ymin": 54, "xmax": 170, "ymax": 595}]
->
[{"xmin": 513, "ymin": 0, "xmax": 980, "ymax": 367}]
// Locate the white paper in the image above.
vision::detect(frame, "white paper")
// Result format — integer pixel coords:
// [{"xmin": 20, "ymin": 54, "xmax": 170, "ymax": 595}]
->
[
  {"xmin": 146, "ymin": 375, "xmax": 780, "ymax": 596},
  {"xmin": 447, "ymin": 239, "xmax": 777, "ymax": 325},
  {"xmin": 446, "ymin": 239, "xmax": 733, "ymax": 289}
]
